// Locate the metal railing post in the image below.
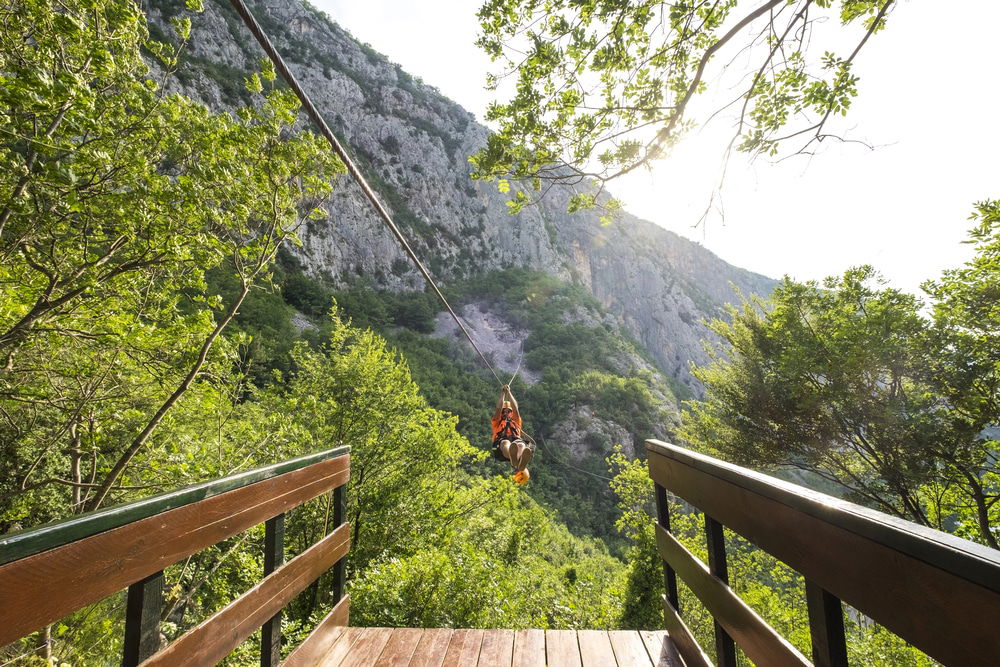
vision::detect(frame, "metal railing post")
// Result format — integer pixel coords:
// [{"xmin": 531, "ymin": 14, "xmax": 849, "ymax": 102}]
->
[
  {"xmin": 805, "ymin": 580, "xmax": 848, "ymax": 667},
  {"xmin": 705, "ymin": 516, "xmax": 737, "ymax": 667},
  {"xmin": 122, "ymin": 570, "xmax": 163, "ymax": 667},
  {"xmin": 260, "ymin": 513, "xmax": 285, "ymax": 667},
  {"xmin": 654, "ymin": 483, "xmax": 680, "ymax": 611},
  {"xmin": 332, "ymin": 485, "xmax": 346, "ymax": 604}
]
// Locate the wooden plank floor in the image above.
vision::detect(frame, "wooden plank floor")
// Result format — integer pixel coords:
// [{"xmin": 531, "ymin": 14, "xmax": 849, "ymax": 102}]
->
[{"xmin": 312, "ymin": 628, "xmax": 684, "ymax": 666}]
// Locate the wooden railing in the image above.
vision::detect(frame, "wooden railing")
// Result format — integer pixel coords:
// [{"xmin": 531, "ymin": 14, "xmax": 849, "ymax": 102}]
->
[
  {"xmin": 646, "ymin": 439, "xmax": 1000, "ymax": 667},
  {"xmin": 0, "ymin": 446, "xmax": 351, "ymax": 666}
]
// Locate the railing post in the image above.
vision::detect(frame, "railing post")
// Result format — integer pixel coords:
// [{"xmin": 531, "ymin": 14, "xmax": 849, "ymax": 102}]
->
[
  {"xmin": 705, "ymin": 516, "xmax": 737, "ymax": 667},
  {"xmin": 654, "ymin": 483, "xmax": 680, "ymax": 612},
  {"xmin": 260, "ymin": 513, "xmax": 285, "ymax": 667},
  {"xmin": 806, "ymin": 580, "xmax": 848, "ymax": 667},
  {"xmin": 122, "ymin": 570, "xmax": 163, "ymax": 667},
  {"xmin": 332, "ymin": 485, "xmax": 346, "ymax": 604}
]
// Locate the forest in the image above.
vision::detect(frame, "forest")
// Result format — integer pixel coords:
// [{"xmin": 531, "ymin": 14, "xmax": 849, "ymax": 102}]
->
[{"xmin": 1, "ymin": 0, "xmax": 996, "ymax": 665}]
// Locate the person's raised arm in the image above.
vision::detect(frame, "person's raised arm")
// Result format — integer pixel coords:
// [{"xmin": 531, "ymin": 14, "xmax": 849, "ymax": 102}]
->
[
  {"xmin": 494, "ymin": 386, "xmax": 507, "ymax": 420},
  {"xmin": 505, "ymin": 385, "xmax": 520, "ymax": 420}
]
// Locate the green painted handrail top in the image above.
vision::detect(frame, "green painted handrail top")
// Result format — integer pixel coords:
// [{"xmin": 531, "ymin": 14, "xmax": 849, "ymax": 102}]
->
[
  {"xmin": 0, "ymin": 445, "xmax": 350, "ymax": 567},
  {"xmin": 646, "ymin": 439, "xmax": 1000, "ymax": 595}
]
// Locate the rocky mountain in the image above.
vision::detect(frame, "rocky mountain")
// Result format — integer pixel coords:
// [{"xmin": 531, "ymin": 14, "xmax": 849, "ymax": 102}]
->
[{"xmin": 143, "ymin": 0, "xmax": 776, "ymax": 397}]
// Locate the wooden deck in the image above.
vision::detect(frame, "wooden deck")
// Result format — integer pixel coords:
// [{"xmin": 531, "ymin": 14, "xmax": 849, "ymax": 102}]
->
[{"xmin": 309, "ymin": 628, "xmax": 684, "ymax": 666}]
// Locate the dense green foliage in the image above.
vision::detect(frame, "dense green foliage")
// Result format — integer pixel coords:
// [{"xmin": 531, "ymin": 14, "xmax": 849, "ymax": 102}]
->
[
  {"xmin": 682, "ymin": 233, "xmax": 1000, "ymax": 548},
  {"xmin": 3, "ymin": 1, "xmax": 995, "ymax": 665},
  {"xmin": 0, "ymin": 0, "xmax": 339, "ymax": 527},
  {"xmin": 351, "ymin": 478, "xmax": 625, "ymax": 629},
  {"xmin": 473, "ymin": 0, "xmax": 896, "ymax": 213}
]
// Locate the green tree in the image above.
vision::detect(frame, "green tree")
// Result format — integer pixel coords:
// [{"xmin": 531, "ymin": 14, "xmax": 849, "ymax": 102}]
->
[
  {"xmin": 681, "ymin": 263, "xmax": 1000, "ymax": 548},
  {"xmin": 349, "ymin": 477, "xmax": 625, "ymax": 630},
  {"xmin": 572, "ymin": 370, "xmax": 666, "ymax": 442},
  {"xmin": 607, "ymin": 448, "xmax": 663, "ymax": 629},
  {"xmin": 282, "ymin": 271, "xmax": 337, "ymax": 319},
  {"xmin": 683, "ymin": 268, "xmax": 934, "ymax": 521},
  {"xmin": 252, "ymin": 313, "xmax": 482, "ymax": 571},
  {"xmin": 472, "ymin": 0, "xmax": 895, "ymax": 213},
  {"xmin": 921, "ymin": 200, "xmax": 1000, "ymax": 548},
  {"xmin": 0, "ymin": 0, "xmax": 340, "ymax": 526},
  {"xmin": 390, "ymin": 291, "xmax": 439, "ymax": 333}
]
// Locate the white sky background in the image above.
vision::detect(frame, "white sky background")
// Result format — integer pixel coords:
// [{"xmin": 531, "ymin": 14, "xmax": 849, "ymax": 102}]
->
[{"xmin": 315, "ymin": 0, "xmax": 1000, "ymax": 296}]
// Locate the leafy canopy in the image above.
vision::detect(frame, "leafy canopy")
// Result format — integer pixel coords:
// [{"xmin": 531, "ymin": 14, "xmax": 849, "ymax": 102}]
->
[
  {"xmin": 472, "ymin": 0, "xmax": 895, "ymax": 213},
  {"xmin": 681, "ymin": 252, "xmax": 1000, "ymax": 548},
  {"xmin": 0, "ymin": 0, "xmax": 340, "ymax": 523}
]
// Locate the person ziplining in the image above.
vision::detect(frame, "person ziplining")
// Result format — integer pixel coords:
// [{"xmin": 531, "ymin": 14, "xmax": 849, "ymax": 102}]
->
[
  {"xmin": 226, "ymin": 0, "xmax": 559, "ymax": 488},
  {"xmin": 491, "ymin": 385, "xmax": 534, "ymax": 485}
]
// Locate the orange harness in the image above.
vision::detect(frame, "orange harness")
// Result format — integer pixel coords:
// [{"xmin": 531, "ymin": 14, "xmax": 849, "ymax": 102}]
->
[{"xmin": 493, "ymin": 415, "xmax": 521, "ymax": 441}]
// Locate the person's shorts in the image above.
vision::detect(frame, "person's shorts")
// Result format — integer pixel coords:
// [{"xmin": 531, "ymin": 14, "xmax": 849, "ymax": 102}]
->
[{"xmin": 491, "ymin": 436, "xmax": 533, "ymax": 461}]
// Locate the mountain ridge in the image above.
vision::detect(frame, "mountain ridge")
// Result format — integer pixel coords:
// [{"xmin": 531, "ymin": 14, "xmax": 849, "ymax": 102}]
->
[{"xmin": 144, "ymin": 0, "xmax": 777, "ymax": 396}]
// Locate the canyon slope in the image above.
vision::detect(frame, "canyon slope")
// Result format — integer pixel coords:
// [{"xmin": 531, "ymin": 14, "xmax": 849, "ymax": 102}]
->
[{"xmin": 145, "ymin": 0, "xmax": 776, "ymax": 399}]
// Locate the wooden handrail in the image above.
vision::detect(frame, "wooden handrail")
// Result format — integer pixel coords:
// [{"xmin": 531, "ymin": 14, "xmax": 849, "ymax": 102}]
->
[
  {"xmin": 141, "ymin": 523, "xmax": 350, "ymax": 666},
  {"xmin": 646, "ymin": 439, "xmax": 1000, "ymax": 666},
  {"xmin": 0, "ymin": 447, "xmax": 349, "ymax": 566},
  {"xmin": 0, "ymin": 446, "xmax": 351, "ymax": 665},
  {"xmin": 654, "ymin": 525, "xmax": 809, "ymax": 666},
  {"xmin": 660, "ymin": 595, "xmax": 711, "ymax": 667}
]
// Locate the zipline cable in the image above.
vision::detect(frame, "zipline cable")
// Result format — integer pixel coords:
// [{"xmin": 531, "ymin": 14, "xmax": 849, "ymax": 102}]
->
[
  {"xmin": 228, "ymin": 0, "xmax": 504, "ymax": 386},
  {"xmin": 229, "ymin": 1, "xmax": 612, "ymax": 483},
  {"xmin": 521, "ymin": 430, "xmax": 615, "ymax": 482},
  {"xmin": 506, "ymin": 340, "xmax": 524, "ymax": 386}
]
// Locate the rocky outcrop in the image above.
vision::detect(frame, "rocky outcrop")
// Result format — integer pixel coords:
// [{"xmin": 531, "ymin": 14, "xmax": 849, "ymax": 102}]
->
[
  {"xmin": 550, "ymin": 405, "xmax": 638, "ymax": 460},
  {"xmin": 431, "ymin": 304, "xmax": 540, "ymax": 386},
  {"xmin": 145, "ymin": 0, "xmax": 777, "ymax": 394}
]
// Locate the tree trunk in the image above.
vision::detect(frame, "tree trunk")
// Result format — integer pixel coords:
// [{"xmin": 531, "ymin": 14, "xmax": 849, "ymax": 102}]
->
[
  {"xmin": 85, "ymin": 279, "xmax": 254, "ymax": 511},
  {"xmin": 35, "ymin": 624, "xmax": 52, "ymax": 662},
  {"xmin": 968, "ymin": 477, "xmax": 999, "ymax": 550},
  {"xmin": 69, "ymin": 420, "xmax": 82, "ymax": 511}
]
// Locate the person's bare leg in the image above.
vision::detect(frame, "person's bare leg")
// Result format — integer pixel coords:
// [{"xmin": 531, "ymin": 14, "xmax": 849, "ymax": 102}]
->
[
  {"xmin": 511, "ymin": 441, "xmax": 527, "ymax": 472},
  {"xmin": 518, "ymin": 443, "xmax": 533, "ymax": 471},
  {"xmin": 499, "ymin": 439, "xmax": 513, "ymax": 467}
]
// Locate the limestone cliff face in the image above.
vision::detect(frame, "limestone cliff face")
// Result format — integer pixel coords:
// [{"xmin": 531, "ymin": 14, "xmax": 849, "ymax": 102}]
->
[{"xmin": 145, "ymin": 0, "xmax": 776, "ymax": 394}]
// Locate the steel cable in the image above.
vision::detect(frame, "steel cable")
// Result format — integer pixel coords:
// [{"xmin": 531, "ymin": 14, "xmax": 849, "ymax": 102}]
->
[
  {"xmin": 227, "ymin": 0, "xmax": 504, "ymax": 386},
  {"xmin": 227, "ymin": 2, "xmax": 618, "ymax": 483}
]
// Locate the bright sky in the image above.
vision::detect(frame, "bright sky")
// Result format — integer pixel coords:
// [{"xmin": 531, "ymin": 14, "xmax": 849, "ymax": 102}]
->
[{"xmin": 315, "ymin": 0, "xmax": 1000, "ymax": 296}]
